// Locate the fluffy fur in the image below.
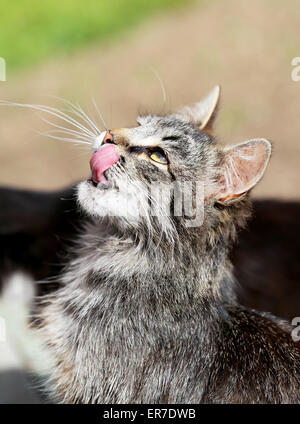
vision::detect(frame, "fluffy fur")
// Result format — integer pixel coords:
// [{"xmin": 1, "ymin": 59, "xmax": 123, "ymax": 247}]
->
[{"xmin": 35, "ymin": 98, "xmax": 300, "ymax": 404}]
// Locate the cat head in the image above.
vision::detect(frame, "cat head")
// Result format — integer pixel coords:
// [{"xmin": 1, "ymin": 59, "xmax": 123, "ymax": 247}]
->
[{"xmin": 77, "ymin": 86, "xmax": 271, "ymax": 245}]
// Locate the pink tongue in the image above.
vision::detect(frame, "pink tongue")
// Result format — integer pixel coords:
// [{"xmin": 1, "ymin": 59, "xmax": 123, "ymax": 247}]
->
[{"xmin": 90, "ymin": 144, "xmax": 120, "ymax": 185}]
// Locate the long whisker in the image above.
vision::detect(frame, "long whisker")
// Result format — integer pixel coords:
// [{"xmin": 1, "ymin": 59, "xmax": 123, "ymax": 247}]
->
[
  {"xmin": 92, "ymin": 98, "xmax": 107, "ymax": 130},
  {"xmin": 0, "ymin": 101, "xmax": 96, "ymax": 138},
  {"xmin": 75, "ymin": 103, "xmax": 101, "ymax": 135},
  {"xmin": 40, "ymin": 117, "xmax": 93, "ymax": 142},
  {"xmin": 40, "ymin": 115, "xmax": 92, "ymax": 137},
  {"xmin": 38, "ymin": 131, "xmax": 91, "ymax": 146},
  {"xmin": 44, "ymin": 129, "xmax": 92, "ymax": 143},
  {"xmin": 149, "ymin": 66, "xmax": 167, "ymax": 107},
  {"xmin": 49, "ymin": 96, "xmax": 102, "ymax": 135},
  {"xmin": 42, "ymin": 104, "xmax": 96, "ymax": 137}
]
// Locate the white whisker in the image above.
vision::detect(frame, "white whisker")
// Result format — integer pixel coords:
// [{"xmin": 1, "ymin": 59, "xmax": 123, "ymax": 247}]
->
[
  {"xmin": 50, "ymin": 96, "xmax": 102, "ymax": 135},
  {"xmin": 40, "ymin": 117, "xmax": 93, "ymax": 142},
  {"xmin": 0, "ymin": 101, "xmax": 96, "ymax": 138},
  {"xmin": 92, "ymin": 98, "xmax": 108, "ymax": 130},
  {"xmin": 75, "ymin": 103, "xmax": 101, "ymax": 135},
  {"xmin": 44, "ymin": 128, "xmax": 93, "ymax": 144},
  {"xmin": 41, "ymin": 104, "xmax": 96, "ymax": 137},
  {"xmin": 43, "ymin": 130, "xmax": 91, "ymax": 145},
  {"xmin": 39, "ymin": 131, "xmax": 91, "ymax": 146},
  {"xmin": 149, "ymin": 66, "xmax": 167, "ymax": 106}
]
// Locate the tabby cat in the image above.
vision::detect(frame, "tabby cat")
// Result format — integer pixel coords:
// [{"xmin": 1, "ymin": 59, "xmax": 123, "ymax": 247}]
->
[{"xmin": 37, "ymin": 87, "xmax": 300, "ymax": 403}]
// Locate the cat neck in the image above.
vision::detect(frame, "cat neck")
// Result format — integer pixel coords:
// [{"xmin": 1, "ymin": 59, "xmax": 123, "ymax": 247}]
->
[{"xmin": 61, "ymin": 218, "xmax": 236, "ymax": 307}]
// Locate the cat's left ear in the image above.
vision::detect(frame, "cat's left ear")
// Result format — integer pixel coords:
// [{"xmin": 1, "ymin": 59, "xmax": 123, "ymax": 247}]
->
[
  {"xmin": 176, "ymin": 85, "xmax": 220, "ymax": 134},
  {"xmin": 214, "ymin": 138, "xmax": 271, "ymax": 203}
]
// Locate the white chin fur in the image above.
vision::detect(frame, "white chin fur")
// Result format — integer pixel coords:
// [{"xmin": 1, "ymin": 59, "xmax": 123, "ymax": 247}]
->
[{"xmin": 77, "ymin": 180, "xmax": 145, "ymax": 222}]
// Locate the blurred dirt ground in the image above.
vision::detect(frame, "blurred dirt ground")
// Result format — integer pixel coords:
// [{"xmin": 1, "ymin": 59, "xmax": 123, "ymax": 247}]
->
[{"xmin": 0, "ymin": 0, "xmax": 300, "ymax": 199}]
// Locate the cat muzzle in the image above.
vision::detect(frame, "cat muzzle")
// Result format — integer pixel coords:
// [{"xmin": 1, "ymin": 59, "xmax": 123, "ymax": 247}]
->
[{"xmin": 90, "ymin": 144, "xmax": 120, "ymax": 186}]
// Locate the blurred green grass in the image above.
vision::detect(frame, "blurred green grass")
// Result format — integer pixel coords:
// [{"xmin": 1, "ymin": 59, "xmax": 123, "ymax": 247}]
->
[{"xmin": 0, "ymin": 0, "xmax": 192, "ymax": 72}]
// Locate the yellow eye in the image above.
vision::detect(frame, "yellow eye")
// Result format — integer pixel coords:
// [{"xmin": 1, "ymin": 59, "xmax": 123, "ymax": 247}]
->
[{"xmin": 150, "ymin": 151, "xmax": 168, "ymax": 164}]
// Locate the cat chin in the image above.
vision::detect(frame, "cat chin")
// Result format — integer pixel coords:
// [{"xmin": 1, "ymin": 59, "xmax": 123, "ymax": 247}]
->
[{"xmin": 76, "ymin": 180, "xmax": 142, "ymax": 223}]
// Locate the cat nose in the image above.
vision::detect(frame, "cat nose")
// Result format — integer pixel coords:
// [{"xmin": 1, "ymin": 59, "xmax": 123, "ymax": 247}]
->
[
  {"xmin": 103, "ymin": 130, "xmax": 115, "ymax": 145},
  {"xmin": 100, "ymin": 128, "xmax": 130, "ymax": 149}
]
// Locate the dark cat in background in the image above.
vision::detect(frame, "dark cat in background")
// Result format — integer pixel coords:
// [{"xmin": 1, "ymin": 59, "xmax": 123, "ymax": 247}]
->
[
  {"xmin": 1, "ymin": 188, "xmax": 299, "ymax": 320},
  {"xmin": 0, "ymin": 88, "xmax": 299, "ymax": 403}
]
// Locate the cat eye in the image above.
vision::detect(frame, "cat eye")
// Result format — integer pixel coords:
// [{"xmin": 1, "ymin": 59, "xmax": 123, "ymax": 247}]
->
[
  {"xmin": 129, "ymin": 146, "xmax": 168, "ymax": 165},
  {"xmin": 150, "ymin": 151, "xmax": 168, "ymax": 164}
]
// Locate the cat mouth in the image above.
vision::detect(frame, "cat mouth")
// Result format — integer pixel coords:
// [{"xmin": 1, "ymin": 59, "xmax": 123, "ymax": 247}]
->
[
  {"xmin": 88, "ymin": 175, "xmax": 112, "ymax": 190},
  {"xmin": 89, "ymin": 144, "xmax": 120, "ymax": 188}
]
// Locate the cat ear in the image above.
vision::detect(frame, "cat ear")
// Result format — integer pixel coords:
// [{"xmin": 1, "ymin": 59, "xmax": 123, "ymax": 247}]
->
[
  {"xmin": 215, "ymin": 139, "xmax": 271, "ymax": 203},
  {"xmin": 176, "ymin": 85, "xmax": 220, "ymax": 133}
]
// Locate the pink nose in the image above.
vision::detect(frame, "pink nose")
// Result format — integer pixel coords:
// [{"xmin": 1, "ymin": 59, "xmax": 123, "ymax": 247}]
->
[
  {"xmin": 103, "ymin": 130, "xmax": 114, "ymax": 143},
  {"xmin": 90, "ymin": 144, "xmax": 120, "ymax": 185}
]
